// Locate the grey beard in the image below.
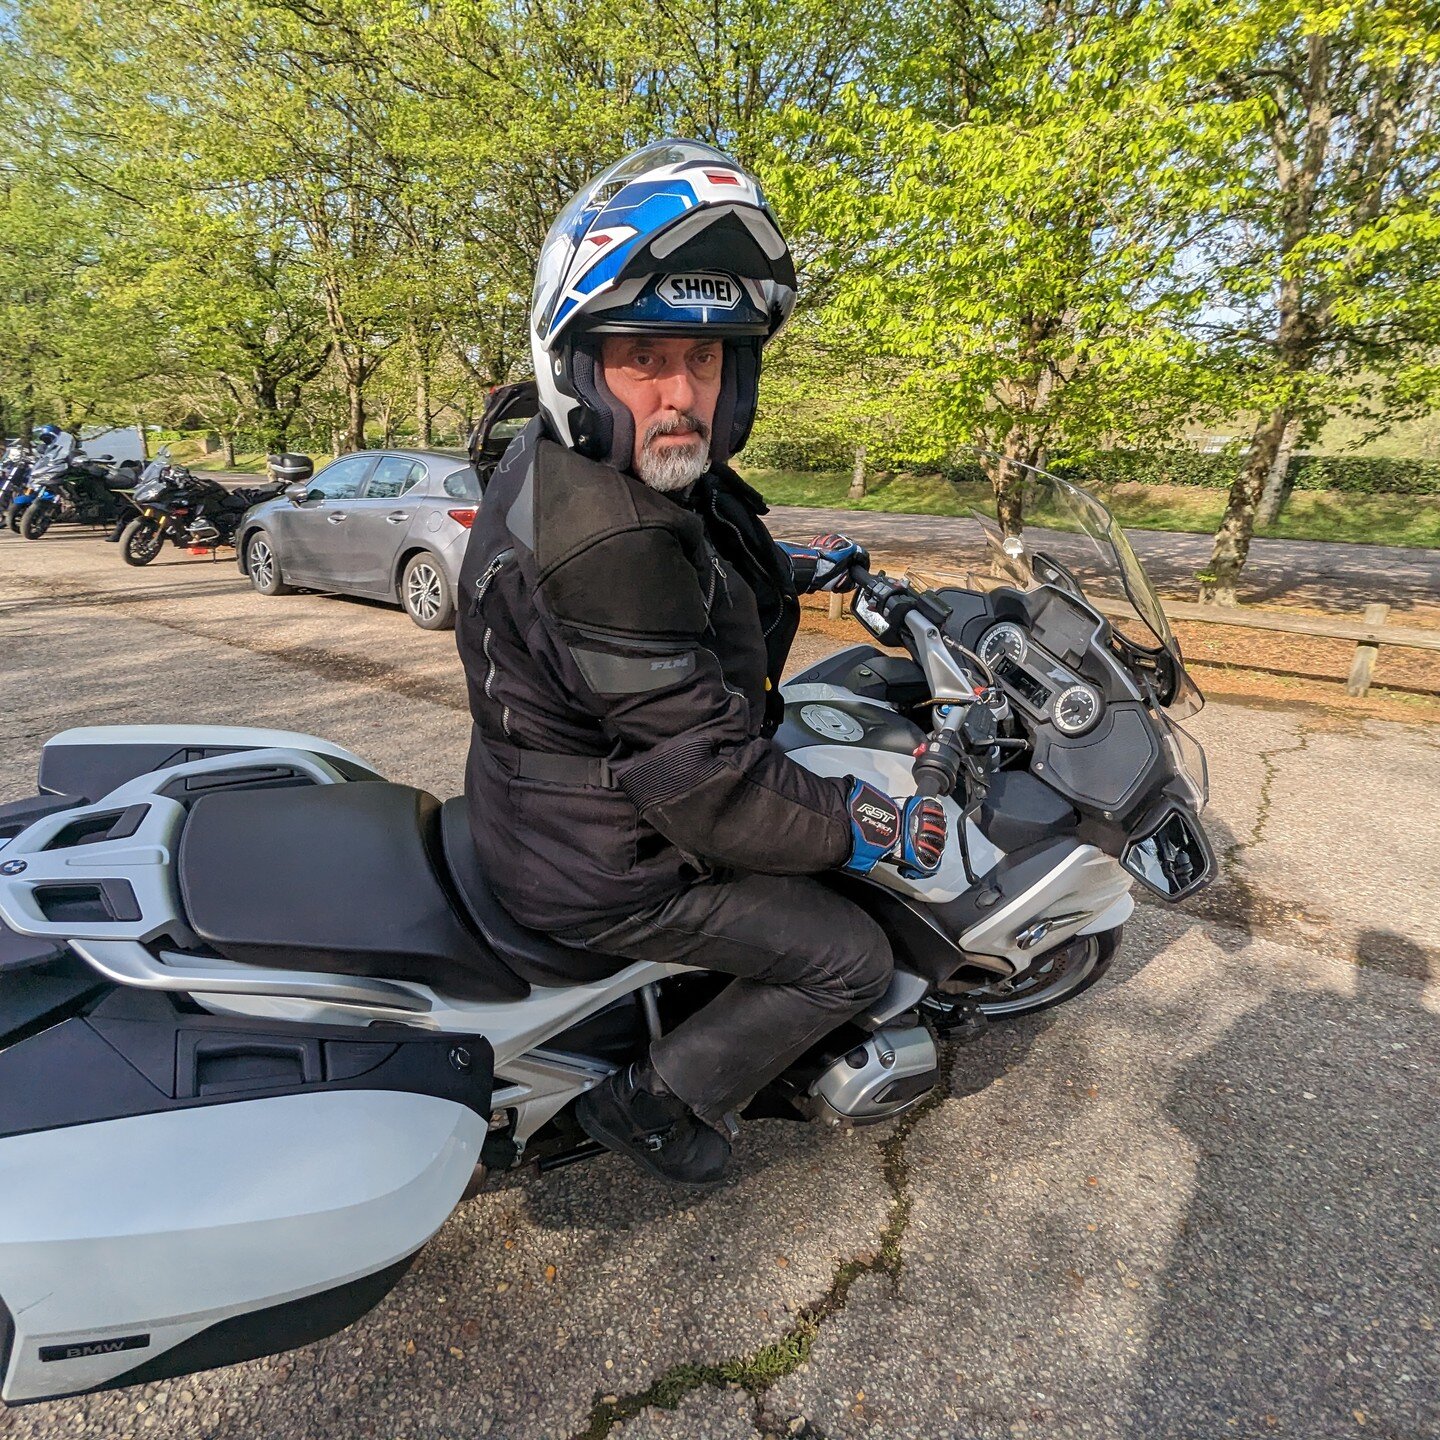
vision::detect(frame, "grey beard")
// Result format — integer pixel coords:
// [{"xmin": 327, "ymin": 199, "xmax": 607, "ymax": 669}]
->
[{"xmin": 635, "ymin": 413, "xmax": 711, "ymax": 492}]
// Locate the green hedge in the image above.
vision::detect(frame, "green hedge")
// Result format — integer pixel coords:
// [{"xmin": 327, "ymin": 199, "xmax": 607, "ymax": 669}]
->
[
  {"xmin": 1072, "ymin": 449, "xmax": 1440, "ymax": 495},
  {"xmin": 1285, "ymin": 455, "xmax": 1440, "ymax": 496},
  {"xmin": 745, "ymin": 437, "xmax": 1440, "ymax": 496}
]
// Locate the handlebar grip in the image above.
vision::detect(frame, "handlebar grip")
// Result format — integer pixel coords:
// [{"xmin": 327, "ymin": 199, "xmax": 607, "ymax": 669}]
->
[
  {"xmin": 911, "ymin": 752, "xmax": 957, "ymax": 798},
  {"xmin": 913, "ymin": 768, "xmax": 950, "ymax": 798}
]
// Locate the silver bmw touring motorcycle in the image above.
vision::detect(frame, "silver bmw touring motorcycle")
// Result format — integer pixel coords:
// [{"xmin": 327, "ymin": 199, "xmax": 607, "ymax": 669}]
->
[{"xmin": 0, "ymin": 467, "xmax": 1213, "ymax": 1404}]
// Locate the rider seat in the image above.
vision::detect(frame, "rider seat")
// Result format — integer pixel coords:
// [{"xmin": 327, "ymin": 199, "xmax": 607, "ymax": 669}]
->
[
  {"xmin": 177, "ymin": 781, "xmax": 615, "ymax": 1001},
  {"xmin": 438, "ymin": 797, "xmax": 622, "ymax": 985}
]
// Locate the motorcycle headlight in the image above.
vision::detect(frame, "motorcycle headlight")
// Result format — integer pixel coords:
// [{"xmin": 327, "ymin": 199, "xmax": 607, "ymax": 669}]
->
[{"xmin": 135, "ymin": 480, "xmax": 164, "ymax": 502}]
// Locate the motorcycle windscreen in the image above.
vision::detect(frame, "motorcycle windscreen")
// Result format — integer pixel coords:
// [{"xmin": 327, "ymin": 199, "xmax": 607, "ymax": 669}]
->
[{"xmin": 0, "ymin": 1085, "xmax": 487, "ymax": 1404}]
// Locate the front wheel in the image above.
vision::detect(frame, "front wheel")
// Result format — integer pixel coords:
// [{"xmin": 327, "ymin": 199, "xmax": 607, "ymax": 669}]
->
[
  {"xmin": 119, "ymin": 516, "xmax": 166, "ymax": 566},
  {"xmin": 957, "ymin": 928, "xmax": 1119, "ymax": 1019},
  {"xmin": 19, "ymin": 499, "xmax": 55, "ymax": 539},
  {"xmin": 245, "ymin": 530, "xmax": 293, "ymax": 596},
  {"xmin": 401, "ymin": 552, "xmax": 455, "ymax": 630},
  {"xmin": 4, "ymin": 503, "xmax": 19, "ymax": 533}
]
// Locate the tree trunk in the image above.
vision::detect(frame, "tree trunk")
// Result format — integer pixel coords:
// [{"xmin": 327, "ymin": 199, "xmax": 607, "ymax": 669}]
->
[
  {"xmin": 222, "ymin": 434, "xmax": 237, "ymax": 467},
  {"xmin": 135, "ymin": 421, "xmax": 148, "ymax": 462},
  {"xmin": 346, "ymin": 382, "xmax": 366, "ymax": 453},
  {"xmin": 848, "ymin": 444, "xmax": 867, "ymax": 500},
  {"xmin": 992, "ymin": 429, "xmax": 1041, "ymax": 536},
  {"xmin": 416, "ymin": 359, "xmax": 432, "ymax": 448},
  {"xmin": 1255, "ymin": 416, "xmax": 1301, "ymax": 529},
  {"xmin": 1200, "ymin": 407, "xmax": 1290, "ymax": 604},
  {"xmin": 252, "ymin": 379, "xmax": 288, "ymax": 454}
]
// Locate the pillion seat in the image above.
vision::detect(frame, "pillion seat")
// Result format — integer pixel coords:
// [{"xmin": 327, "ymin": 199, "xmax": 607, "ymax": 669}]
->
[{"xmin": 177, "ymin": 781, "xmax": 618, "ymax": 1002}]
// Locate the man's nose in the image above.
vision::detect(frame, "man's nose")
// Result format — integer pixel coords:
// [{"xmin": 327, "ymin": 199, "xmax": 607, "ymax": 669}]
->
[{"xmin": 655, "ymin": 365, "xmax": 697, "ymax": 412}]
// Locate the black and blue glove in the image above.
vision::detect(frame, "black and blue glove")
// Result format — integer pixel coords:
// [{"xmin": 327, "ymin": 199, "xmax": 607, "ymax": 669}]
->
[
  {"xmin": 842, "ymin": 780, "xmax": 948, "ymax": 879},
  {"xmin": 778, "ymin": 534, "xmax": 870, "ymax": 594}
]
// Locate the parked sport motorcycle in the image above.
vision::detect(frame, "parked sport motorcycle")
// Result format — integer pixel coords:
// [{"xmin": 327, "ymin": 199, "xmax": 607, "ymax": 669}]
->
[
  {"xmin": 8, "ymin": 433, "xmax": 141, "ymax": 539},
  {"xmin": 0, "ymin": 439, "xmax": 35, "ymax": 514},
  {"xmin": 0, "ymin": 465, "xmax": 1213, "ymax": 1405},
  {"xmin": 118, "ymin": 448, "xmax": 284, "ymax": 565}
]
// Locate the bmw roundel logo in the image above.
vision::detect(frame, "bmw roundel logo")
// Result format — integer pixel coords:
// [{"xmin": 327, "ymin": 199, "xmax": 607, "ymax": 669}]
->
[{"xmin": 0, "ymin": 858, "xmax": 27, "ymax": 875}]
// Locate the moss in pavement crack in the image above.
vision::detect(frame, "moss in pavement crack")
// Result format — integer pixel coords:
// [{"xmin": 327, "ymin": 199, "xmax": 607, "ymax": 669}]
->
[
  {"xmin": 1238, "ymin": 725, "xmax": 1314, "ymax": 859},
  {"xmin": 568, "ymin": 1047, "xmax": 957, "ymax": 1440}
]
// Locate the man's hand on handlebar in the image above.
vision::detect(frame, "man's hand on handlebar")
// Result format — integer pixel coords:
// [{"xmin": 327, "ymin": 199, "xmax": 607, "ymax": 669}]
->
[
  {"xmin": 842, "ymin": 780, "xmax": 948, "ymax": 880},
  {"xmin": 809, "ymin": 534, "xmax": 870, "ymax": 593}
]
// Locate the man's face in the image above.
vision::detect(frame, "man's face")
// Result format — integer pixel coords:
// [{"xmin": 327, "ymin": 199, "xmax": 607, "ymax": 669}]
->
[{"xmin": 599, "ymin": 334, "xmax": 723, "ymax": 491}]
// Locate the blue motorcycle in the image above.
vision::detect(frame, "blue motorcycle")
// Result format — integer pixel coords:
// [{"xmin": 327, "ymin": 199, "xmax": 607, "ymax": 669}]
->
[
  {"xmin": 0, "ymin": 439, "xmax": 35, "ymax": 516},
  {"xmin": 7, "ymin": 432, "xmax": 140, "ymax": 539}
]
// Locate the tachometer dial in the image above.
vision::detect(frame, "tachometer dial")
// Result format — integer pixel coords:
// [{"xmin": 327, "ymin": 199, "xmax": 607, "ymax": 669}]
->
[
  {"xmin": 1052, "ymin": 683, "xmax": 1101, "ymax": 736},
  {"xmin": 978, "ymin": 622, "xmax": 1027, "ymax": 669}
]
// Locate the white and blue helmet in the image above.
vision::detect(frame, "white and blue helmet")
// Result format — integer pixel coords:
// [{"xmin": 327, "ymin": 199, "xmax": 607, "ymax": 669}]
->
[{"xmin": 530, "ymin": 139, "xmax": 797, "ymax": 469}]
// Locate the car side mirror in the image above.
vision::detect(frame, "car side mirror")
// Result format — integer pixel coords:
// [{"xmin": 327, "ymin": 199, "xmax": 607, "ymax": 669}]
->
[{"xmin": 285, "ymin": 483, "xmax": 311, "ymax": 505}]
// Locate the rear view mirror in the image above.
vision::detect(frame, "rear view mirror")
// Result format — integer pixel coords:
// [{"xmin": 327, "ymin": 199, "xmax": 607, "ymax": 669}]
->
[{"xmin": 285, "ymin": 483, "xmax": 310, "ymax": 504}]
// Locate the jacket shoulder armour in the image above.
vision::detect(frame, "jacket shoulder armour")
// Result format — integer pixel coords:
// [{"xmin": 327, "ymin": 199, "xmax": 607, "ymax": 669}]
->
[{"xmin": 523, "ymin": 438, "xmax": 711, "ymax": 643}]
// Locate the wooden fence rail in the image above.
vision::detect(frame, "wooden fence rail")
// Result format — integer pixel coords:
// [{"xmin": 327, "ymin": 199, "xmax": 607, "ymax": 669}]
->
[{"xmin": 1089, "ymin": 597, "xmax": 1440, "ymax": 697}]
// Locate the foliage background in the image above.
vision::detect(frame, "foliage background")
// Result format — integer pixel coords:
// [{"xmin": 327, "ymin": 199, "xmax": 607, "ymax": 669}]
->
[{"xmin": 1, "ymin": 0, "xmax": 1438, "ymax": 581}]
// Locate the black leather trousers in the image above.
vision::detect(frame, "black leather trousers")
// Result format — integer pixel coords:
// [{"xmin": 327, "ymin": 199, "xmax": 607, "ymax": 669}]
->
[{"xmin": 567, "ymin": 873, "xmax": 894, "ymax": 1126}]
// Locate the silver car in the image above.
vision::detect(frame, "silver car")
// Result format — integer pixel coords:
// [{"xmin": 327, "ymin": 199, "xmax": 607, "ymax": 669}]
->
[{"xmin": 235, "ymin": 449, "xmax": 479, "ymax": 629}]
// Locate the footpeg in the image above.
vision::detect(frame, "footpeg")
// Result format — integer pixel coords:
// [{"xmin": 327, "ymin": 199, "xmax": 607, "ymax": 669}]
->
[{"xmin": 921, "ymin": 996, "xmax": 989, "ymax": 1045}]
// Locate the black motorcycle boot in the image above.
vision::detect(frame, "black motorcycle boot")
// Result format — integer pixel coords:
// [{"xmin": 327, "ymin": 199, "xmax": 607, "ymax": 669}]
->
[{"xmin": 574, "ymin": 1062, "xmax": 731, "ymax": 1187}]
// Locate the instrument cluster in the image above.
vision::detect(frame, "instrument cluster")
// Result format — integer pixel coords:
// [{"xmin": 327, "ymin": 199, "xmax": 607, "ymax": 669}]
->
[{"xmin": 977, "ymin": 621, "xmax": 1103, "ymax": 737}]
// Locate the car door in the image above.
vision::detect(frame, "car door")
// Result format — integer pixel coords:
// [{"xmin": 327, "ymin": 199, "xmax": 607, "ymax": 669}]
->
[
  {"xmin": 271, "ymin": 454, "xmax": 375, "ymax": 587},
  {"xmin": 339, "ymin": 455, "xmax": 429, "ymax": 597}
]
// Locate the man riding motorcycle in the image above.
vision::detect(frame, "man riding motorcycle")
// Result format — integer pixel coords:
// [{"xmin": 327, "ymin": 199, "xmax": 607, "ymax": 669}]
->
[{"xmin": 456, "ymin": 140, "xmax": 947, "ymax": 1186}]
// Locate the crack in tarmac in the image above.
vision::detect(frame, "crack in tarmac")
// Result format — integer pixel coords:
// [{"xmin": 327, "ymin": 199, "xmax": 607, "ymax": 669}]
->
[
  {"xmin": 569, "ymin": 1045, "xmax": 961, "ymax": 1440},
  {"xmin": 1242, "ymin": 726, "xmax": 1315, "ymax": 855}
]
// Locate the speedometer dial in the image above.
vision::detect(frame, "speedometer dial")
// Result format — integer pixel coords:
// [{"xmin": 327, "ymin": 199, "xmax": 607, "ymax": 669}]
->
[
  {"xmin": 1052, "ymin": 683, "xmax": 1101, "ymax": 736},
  {"xmin": 978, "ymin": 622, "xmax": 1027, "ymax": 669}
]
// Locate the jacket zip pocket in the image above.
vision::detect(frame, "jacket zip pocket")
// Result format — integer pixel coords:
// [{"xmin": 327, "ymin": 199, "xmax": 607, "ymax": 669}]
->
[
  {"xmin": 472, "ymin": 548, "xmax": 515, "ymax": 737},
  {"xmin": 710, "ymin": 491, "xmax": 782, "ymax": 637},
  {"xmin": 470, "ymin": 547, "xmax": 514, "ymax": 615}
]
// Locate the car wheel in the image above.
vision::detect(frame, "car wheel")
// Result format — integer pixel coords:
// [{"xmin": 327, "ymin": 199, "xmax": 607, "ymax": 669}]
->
[
  {"xmin": 402, "ymin": 552, "xmax": 455, "ymax": 630},
  {"xmin": 246, "ymin": 530, "xmax": 293, "ymax": 596}
]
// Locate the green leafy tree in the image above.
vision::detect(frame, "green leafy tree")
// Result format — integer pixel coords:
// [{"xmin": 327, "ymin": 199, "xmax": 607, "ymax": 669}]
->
[
  {"xmin": 1182, "ymin": 0, "xmax": 1440, "ymax": 600},
  {"xmin": 776, "ymin": 0, "xmax": 1224, "ymax": 532}
]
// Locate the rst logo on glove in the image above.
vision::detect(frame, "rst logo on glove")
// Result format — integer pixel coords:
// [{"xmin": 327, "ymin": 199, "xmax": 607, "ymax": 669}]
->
[
  {"xmin": 854, "ymin": 800, "xmax": 899, "ymax": 843},
  {"xmin": 659, "ymin": 273, "xmax": 742, "ymax": 309}
]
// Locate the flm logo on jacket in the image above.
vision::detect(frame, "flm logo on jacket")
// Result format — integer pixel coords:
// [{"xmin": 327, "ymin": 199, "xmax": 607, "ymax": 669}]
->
[{"xmin": 659, "ymin": 273, "xmax": 743, "ymax": 310}]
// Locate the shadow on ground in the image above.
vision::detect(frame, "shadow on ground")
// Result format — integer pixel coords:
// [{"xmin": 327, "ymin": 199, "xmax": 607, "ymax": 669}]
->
[{"xmin": 1128, "ymin": 976, "xmax": 1440, "ymax": 1439}]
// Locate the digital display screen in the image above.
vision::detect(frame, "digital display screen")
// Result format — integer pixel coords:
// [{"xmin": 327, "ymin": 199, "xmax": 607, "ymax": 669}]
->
[{"xmin": 994, "ymin": 654, "xmax": 1053, "ymax": 710}]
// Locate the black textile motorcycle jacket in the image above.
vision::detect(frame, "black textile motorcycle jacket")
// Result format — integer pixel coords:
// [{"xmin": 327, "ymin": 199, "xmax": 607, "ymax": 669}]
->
[{"xmin": 456, "ymin": 419, "xmax": 852, "ymax": 932}]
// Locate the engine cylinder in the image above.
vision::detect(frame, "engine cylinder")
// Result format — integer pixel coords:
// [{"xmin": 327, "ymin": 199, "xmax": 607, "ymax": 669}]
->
[{"xmin": 808, "ymin": 1025, "xmax": 938, "ymax": 1124}]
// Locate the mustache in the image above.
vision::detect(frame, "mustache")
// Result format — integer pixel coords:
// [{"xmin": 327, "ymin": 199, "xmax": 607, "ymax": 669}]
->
[{"xmin": 643, "ymin": 412, "xmax": 711, "ymax": 448}]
